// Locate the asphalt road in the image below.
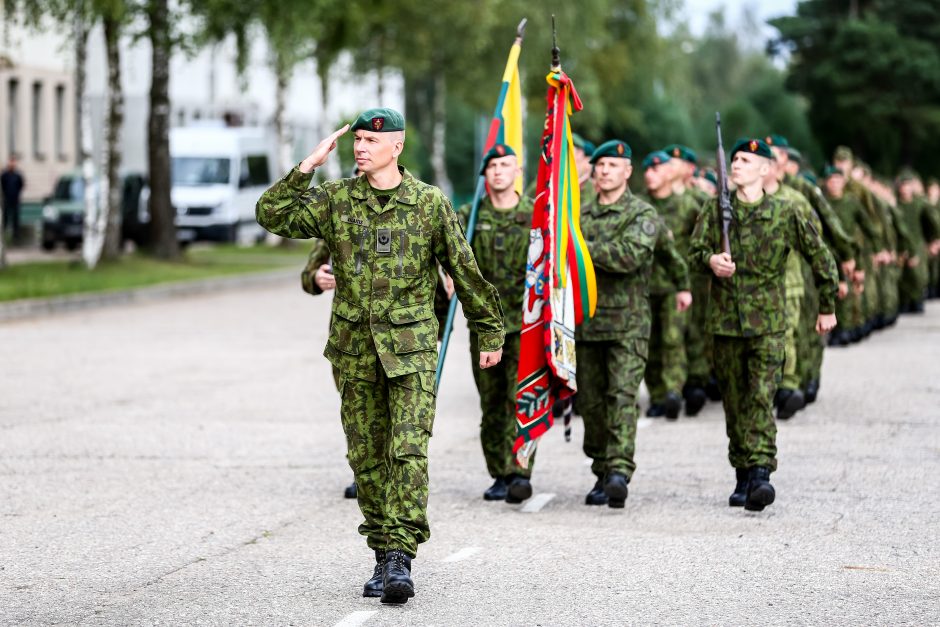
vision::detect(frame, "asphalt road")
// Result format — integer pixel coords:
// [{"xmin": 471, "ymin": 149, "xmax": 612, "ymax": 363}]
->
[{"xmin": 1, "ymin": 281, "xmax": 938, "ymax": 626}]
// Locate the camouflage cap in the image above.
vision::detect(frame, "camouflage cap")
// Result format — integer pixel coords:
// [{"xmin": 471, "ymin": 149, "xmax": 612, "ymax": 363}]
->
[
  {"xmin": 590, "ymin": 139, "xmax": 632, "ymax": 163},
  {"xmin": 729, "ymin": 138, "xmax": 773, "ymax": 161},
  {"xmin": 479, "ymin": 143, "xmax": 517, "ymax": 175},
  {"xmin": 642, "ymin": 150, "xmax": 672, "ymax": 170},
  {"xmin": 833, "ymin": 145, "xmax": 853, "ymax": 162},
  {"xmin": 822, "ymin": 164, "xmax": 844, "ymax": 178},
  {"xmin": 663, "ymin": 144, "xmax": 698, "ymax": 164},
  {"xmin": 764, "ymin": 134, "xmax": 789, "ymax": 148},
  {"xmin": 350, "ymin": 107, "xmax": 405, "ymax": 133}
]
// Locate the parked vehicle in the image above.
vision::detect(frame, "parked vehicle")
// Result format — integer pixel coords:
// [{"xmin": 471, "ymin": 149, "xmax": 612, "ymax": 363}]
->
[
  {"xmin": 40, "ymin": 172, "xmax": 149, "ymax": 251},
  {"xmin": 170, "ymin": 125, "xmax": 276, "ymax": 245}
]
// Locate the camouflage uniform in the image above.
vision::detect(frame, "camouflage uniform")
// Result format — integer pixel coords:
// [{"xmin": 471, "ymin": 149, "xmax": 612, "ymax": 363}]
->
[
  {"xmin": 897, "ymin": 197, "xmax": 940, "ymax": 310},
  {"xmin": 576, "ymin": 191, "xmax": 659, "ymax": 480},
  {"xmin": 256, "ymin": 166, "xmax": 504, "ymax": 557},
  {"xmin": 690, "ymin": 192, "xmax": 839, "ymax": 471},
  {"xmin": 643, "ymin": 193, "xmax": 694, "ymax": 404},
  {"xmin": 827, "ymin": 193, "xmax": 880, "ymax": 333},
  {"xmin": 681, "ymin": 191, "xmax": 713, "ymax": 391},
  {"xmin": 785, "ymin": 174, "xmax": 854, "ymax": 391},
  {"xmin": 458, "ymin": 196, "xmax": 533, "ymax": 479}
]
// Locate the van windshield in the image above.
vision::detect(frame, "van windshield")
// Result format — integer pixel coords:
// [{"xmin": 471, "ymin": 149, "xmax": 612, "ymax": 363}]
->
[
  {"xmin": 53, "ymin": 177, "xmax": 85, "ymax": 201},
  {"xmin": 172, "ymin": 157, "xmax": 230, "ymax": 186}
]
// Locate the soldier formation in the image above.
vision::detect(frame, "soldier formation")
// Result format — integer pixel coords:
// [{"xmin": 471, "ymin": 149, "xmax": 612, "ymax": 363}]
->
[{"xmin": 258, "ymin": 107, "xmax": 940, "ymax": 605}]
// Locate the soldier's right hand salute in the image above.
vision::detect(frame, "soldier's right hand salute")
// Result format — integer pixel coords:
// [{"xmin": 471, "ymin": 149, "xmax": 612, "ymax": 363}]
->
[{"xmin": 299, "ymin": 125, "xmax": 350, "ymax": 173}]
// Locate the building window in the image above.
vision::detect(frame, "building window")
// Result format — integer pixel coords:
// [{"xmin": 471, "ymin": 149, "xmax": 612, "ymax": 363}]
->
[
  {"xmin": 7, "ymin": 78, "xmax": 18, "ymax": 157},
  {"xmin": 55, "ymin": 84, "xmax": 66, "ymax": 161},
  {"xmin": 32, "ymin": 81, "xmax": 45, "ymax": 160}
]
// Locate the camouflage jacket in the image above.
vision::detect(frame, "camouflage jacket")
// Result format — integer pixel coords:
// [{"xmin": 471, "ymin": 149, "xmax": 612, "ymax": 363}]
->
[
  {"xmin": 577, "ymin": 190, "xmax": 659, "ymax": 341},
  {"xmin": 690, "ymin": 191, "xmax": 839, "ymax": 337},
  {"xmin": 774, "ymin": 184, "xmax": 819, "ymax": 296},
  {"xmin": 897, "ymin": 198, "xmax": 940, "ymax": 258},
  {"xmin": 845, "ymin": 179, "xmax": 888, "ymax": 252},
  {"xmin": 256, "ymin": 165, "xmax": 504, "ymax": 381},
  {"xmin": 458, "ymin": 195, "xmax": 533, "ymax": 335},
  {"xmin": 826, "ymin": 193, "xmax": 880, "ymax": 258},
  {"xmin": 644, "ymin": 191, "xmax": 698, "ymax": 293},
  {"xmin": 785, "ymin": 173, "xmax": 856, "ymax": 266}
]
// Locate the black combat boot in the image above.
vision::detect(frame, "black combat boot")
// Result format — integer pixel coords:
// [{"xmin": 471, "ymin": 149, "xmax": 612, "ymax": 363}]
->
[
  {"xmin": 380, "ymin": 549, "xmax": 414, "ymax": 604},
  {"xmin": 505, "ymin": 475, "xmax": 533, "ymax": 504},
  {"xmin": 585, "ymin": 478, "xmax": 609, "ymax": 506},
  {"xmin": 729, "ymin": 468, "xmax": 748, "ymax": 507},
  {"xmin": 705, "ymin": 376, "xmax": 722, "ymax": 401},
  {"xmin": 363, "ymin": 549, "xmax": 385, "ymax": 597},
  {"xmin": 483, "ymin": 477, "xmax": 508, "ymax": 501},
  {"xmin": 744, "ymin": 466, "xmax": 776, "ymax": 512},
  {"xmin": 684, "ymin": 386, "xmax": 708, "ymax": 417},
  {"xmin": 776, "ymin": 388, "xmax": 805, "ymax": 420},
  {"xmin": 804, "ymin": 380, "xmax": 820, "ymax": 404},
  {"xmin": 664, "ymin": 391, "xmax": 682, "ymax": 420},
  {"xmin": 603, "ymin": 472, "xmax": 629, "ymax": 509},
  {"xmin": 344, "ymin": 481, "xmax": 358, "ymax": 499},
  {"xmin": 646, "ymin": 403, "xmax": 666, "ymax": 417}
]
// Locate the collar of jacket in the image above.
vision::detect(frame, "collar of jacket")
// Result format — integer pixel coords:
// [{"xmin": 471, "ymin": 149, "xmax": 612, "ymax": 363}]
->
[
  {"xmin": 349, "ymin": 165, "xmax": 420, "ymax": 212},
  {"xmin": 590, "ymin": 188, "xmax": 632, "ymax": 215}
]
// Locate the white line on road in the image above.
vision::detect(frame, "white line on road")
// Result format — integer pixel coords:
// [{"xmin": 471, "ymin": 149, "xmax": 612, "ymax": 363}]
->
[
  {"xmin": 333, "ymin": 610, "xmax": 377, "ymax": 627},
  {"xmin": 441, "ymin": 546, "xmax": 481, "ymax": 563},
  {"xmin": 521, "ymin": 492, "xmax": 556, "ymax": 513}
]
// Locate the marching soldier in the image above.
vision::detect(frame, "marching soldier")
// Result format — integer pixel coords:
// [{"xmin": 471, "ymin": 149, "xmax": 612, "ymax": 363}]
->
[
  {"xmin": 640, "ymin": 150, "xmax": 695, "ymax": 419},
  {"xmin": 256, "ymin": 108, "xmax": 504, "ymax": 604},
  {"xmin": 896, "ymin": 171, "xmax": 940, "ymax": 313},
  {"xmin": 690, "ymin": 138, "xmax": 839, "ymax": 512},
  {"xmin": 457, "ymin": 144, "xmax": 535, "ymax": 503},
  {"xmin": 576, "ymin": 139, "xmax": 659, "ymax": 508}
]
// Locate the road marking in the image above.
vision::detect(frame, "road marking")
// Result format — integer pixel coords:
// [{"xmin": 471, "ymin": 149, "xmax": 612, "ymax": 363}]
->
[
  {"xmin": 637, "ymin": 418, "xmax": 653, "ymax": 429},
  {"xmin": 441, "ymin": 546, "xmax": 481, "ymax": 563},
  {"xmin": 521, "ymin": 492, "xmax": 556, "ymax": 513},
  {"xmin": 334, "ymin": 610, "xmax": 377, "ymax": 627}
]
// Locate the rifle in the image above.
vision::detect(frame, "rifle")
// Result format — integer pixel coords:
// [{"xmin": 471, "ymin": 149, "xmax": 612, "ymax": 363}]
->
[{"xmin": 715, "ymin": 112, "xmax": 733, "ymax": 256}]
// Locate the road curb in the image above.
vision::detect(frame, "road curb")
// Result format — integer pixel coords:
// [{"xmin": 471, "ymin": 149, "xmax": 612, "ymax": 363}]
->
[{"xmin": 0, "ymin": 267, "xmax": 297, "ymax": 323}]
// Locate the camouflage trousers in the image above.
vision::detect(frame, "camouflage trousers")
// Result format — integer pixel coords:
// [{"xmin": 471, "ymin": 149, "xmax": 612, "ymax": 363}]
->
[
  {"xmin": 781, "ymin": 292, "xmax": 803, "ymax": 390},
  {"xmin": 862, "ymin": 259, "xmax": 881, "ymax": 322},
  {"xmin": 576, "ymin": 336, "xmax": 647, "ymax": 479},
  {"xmin": 340, "ymin": 365, "xmax": 437, "ymax": 558},
  {"xmin": 469, "ymin": 331, "xmax": 531, "ymax": 479},
  {"xmin": 798, "ymin": 264, "xmax": 824, "ymax": 386},
  {"xmin": 713, "ymin": 333, "xmax": 784, "ymax": 471},
  {"xmin": 878, "ymin": 263, "xmax": 900, "ymax": 319},
  {"xmin": 686, "ymin": 274, "xmax": 712, "ymax": 387},
  {"xmin": 899, "ymin": 251, "xmax": 929, "ymax": 308},
  {"xmin": 645, "ymin": 292, "xmax": 688, "ymax": 402}
]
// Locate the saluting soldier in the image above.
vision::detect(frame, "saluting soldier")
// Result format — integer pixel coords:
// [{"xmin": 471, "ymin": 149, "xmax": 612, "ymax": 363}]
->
[
  {"xmin": 576, "ymin": 140, "xmax": 660, "ymax": 508},
  {"xmin": 690, "ymin": 138, "xmax": 839, "ymax": 512},
  {"xmin": 256, "ymin": 108, "xmax": 504, "ymax": 605},
  {"xmin": 640, "ymin": 150, "xmax": 695, "ymax": 419},
  {"xmin": 457, "ymin": 144, "xmax": 536, "ymax": 503}
]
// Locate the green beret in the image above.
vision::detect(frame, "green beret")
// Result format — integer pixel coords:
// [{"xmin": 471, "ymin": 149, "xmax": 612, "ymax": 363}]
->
[
  {"xmin": 663, "ymin": 144, "xmax": 697, "ymax": 164},
  {"xmin": 764, "ymin": 134, "xmax": 789, "ymax": 148},
  {"xmin": 703, "ymin": 169, "xmax": 718, "ymax": 186},
  {"xmin": 833, "ymin": 145, "xmax": 853, "ymax": 162},
  {"xmin": 572, "ymin": 133, "xmax": 586, "ymax": 150},
  {"xmin": 590, "ymin": 140, "xmax": 632, "ymax": 164},
  {"xmin": 786, "ymin": 146, "xmax": 803, "ymax": 164},
  {"xmin": 801, "ymin": 170, "xmax": 818, "ymax": 186},
  {"xmin": 896, "ymin": 168, "xmax": 917, "ymax": 183},
  {"xmin": 583, "ymin": 140, "xmax": 596, "ymax": 156},
  {"xmin": 350, "ymin": 107, "xmax": 405, "ymax": 133},
  {"xmin": 822, "ymin": 164, "xmax": 844, "ymax": 178},
  {"xmin": 642, "ymin": 150, "xmax": 672, "ymax": 170},
  {"xmin": 479, "ymin": 143, "xmax": 517, "ymax": 175},
  {"xmin": 729, "ymin": 137, "xmax": 773, "ymax": 161}
]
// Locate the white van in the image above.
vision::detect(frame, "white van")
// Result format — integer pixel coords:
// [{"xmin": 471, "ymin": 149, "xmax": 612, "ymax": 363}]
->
[{"xmin": 170, "ymin": 125, "xmax": 276, "ymax": 245}]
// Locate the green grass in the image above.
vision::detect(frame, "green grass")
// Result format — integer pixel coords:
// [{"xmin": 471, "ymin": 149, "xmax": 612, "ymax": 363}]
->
[{"xmin": 0, "ymin": 244, "xmax": 310, "ymax": 302}]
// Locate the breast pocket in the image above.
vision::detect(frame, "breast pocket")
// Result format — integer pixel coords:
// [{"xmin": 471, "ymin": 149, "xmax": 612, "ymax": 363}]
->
[
  {"xmin": 743, "ymin": 214, "xmax": 788, "ymax": 275},
  {"xmin": 398, "ymin": 228, "xmax": 432, "ymax": 277}
]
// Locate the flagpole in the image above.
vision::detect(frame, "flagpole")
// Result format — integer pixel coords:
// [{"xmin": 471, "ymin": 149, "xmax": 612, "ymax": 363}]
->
[{"xmin": 435, "ymin": 18, "xmax": 527, "ymax": 393}]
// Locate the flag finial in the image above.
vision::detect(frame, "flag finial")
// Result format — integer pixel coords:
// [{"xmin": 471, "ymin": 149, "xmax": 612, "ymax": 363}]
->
[{"xmin": 551, "ymin": 15, "xmax": 560, "ymax": 69}]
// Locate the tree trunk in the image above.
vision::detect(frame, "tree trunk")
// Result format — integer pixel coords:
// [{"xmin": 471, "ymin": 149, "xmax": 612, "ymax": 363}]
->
[
  {"xmin": 429, "ymin": 73, "xmax": 452, "ymax": 197},
  {"xmin": 273, "ymin": 52, "xmax": 290, "ymax": 174},
  {"xmin": 101, "ymin": 13, "xmax": 124, "ymax": 261},
  {"xmin": 317, "ymin": 58, "xmax": 341, "ymax": 180},
  {"xmin": 147, "ymin": 0, "xmax": 178, "ymax": 260},
  {"xmin": 75, "ymin": 9, "xmax": 105, "ymax": 269}
]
